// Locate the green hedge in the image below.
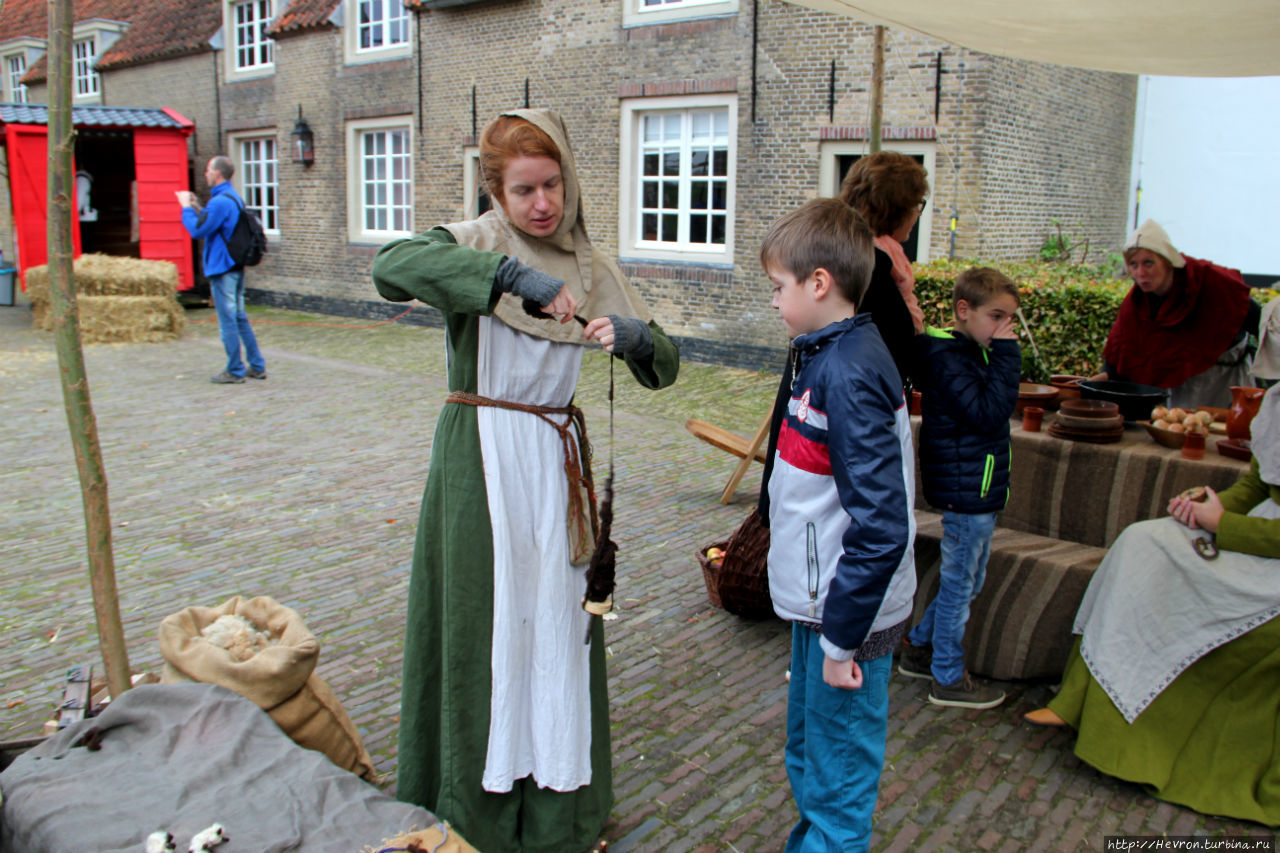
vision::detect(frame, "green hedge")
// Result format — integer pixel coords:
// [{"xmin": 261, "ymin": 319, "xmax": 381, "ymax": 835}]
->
[{"xmin": 914, "ymin": 258, "xmax": 1277, "ymax": 383}]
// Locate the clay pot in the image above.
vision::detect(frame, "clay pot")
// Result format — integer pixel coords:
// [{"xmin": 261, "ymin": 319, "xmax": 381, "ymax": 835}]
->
[{"xmin": 1226, "ymin": 386, "xmax": 1266, "ymax": 440}]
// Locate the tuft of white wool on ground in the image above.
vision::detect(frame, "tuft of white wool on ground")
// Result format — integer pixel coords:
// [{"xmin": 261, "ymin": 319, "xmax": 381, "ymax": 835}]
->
[
  {"xmin": 187, "ymin": 823, "xmax": 228, "ymax": 852},
  {"xmin": 201, "ymin": 614, "xmax": 274, "ymax": 662},
  {"xmin": 144, "ymin": 831, "xmax": 175, "ymax": 853}
]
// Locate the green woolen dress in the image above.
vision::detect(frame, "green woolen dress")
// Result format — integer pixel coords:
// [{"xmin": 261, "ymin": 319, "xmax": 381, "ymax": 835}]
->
[
  {"xmin": 1050, "ymin": 459, "xmax": 1280, "ymax": 827},
  {"xmin": 373, "ymin": 227, "xmax": 679, "ymax": 853}
]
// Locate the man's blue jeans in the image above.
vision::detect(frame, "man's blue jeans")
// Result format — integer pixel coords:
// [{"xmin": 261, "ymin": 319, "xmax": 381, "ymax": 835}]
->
[
  {"xmin": 908, "ymin": 510, "xmax": 998, "ymax": 686},
  {"xmin": 785, "ymin": 624, "xmax": 892, "ymax": 853},
  {"xmin": 209, "ymin": 269, "xmax": 264, "ymax": 378}
]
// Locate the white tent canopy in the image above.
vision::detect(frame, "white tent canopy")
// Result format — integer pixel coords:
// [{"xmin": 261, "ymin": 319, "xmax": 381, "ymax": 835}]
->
[{"xmin": 779, "ymin": 0, "xmax": 1280, "ymax": 77}]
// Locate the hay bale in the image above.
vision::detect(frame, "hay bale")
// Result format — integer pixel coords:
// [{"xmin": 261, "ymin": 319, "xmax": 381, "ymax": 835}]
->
[
  {"xmin": 74, "ymin": 253, "xmax": 178, "ymax": 297},
  {"xmin": 27, "ymin": 254, "xmax": 185, "ymax": 342},
  {"xmin": 78, "ymin": 295, "xmax": 185, "ymax": 342},
  {"xmin": 27, "ymin": 253, "xmax": 179, "ymax": 300},
  {"xmin": 24, "ymin": 264, "xmax": 49, "ymax": 304},
  {"xmin": 34, "ymin": 295, "xmax": 185, "ymax": 342}
]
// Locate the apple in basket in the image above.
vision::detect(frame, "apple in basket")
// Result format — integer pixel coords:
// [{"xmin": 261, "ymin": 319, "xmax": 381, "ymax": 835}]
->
[{"xmin": 705, "ymin": 547, "xmax": 725, "ymax": 567}]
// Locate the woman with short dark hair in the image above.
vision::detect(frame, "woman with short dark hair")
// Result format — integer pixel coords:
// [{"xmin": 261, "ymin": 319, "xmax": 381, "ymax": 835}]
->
[{"xmin": 840, "ymin": 150, "xmax": 931, "ymax": 337}]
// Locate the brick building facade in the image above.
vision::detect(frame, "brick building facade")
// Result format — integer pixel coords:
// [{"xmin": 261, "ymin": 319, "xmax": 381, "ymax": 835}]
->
[{"xmin": 1, "ymin": 0, "xmax": 1135, "ymax": 367}]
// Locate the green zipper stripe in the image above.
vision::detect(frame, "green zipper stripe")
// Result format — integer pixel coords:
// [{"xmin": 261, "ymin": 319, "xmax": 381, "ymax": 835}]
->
[{"xmin": 981, "ymin": 453, "xmax": 994, "ymax": 498}]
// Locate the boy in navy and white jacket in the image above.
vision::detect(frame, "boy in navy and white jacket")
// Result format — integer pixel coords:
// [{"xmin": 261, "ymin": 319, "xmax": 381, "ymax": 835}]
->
[{"xmin": 762, "ymin": 198, "xmax": 916, "ymax": 853}]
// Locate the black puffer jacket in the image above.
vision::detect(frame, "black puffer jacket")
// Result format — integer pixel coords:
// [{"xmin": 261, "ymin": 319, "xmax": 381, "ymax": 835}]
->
[{"xmin": 917, "ymin": 329, "xmax": 1020, "ymax": 514}]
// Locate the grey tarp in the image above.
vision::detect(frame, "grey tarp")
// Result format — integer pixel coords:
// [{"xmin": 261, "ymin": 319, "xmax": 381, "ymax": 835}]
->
[{"xmin": 0, "ymin": 682, "xmax": 445, "ymax": 853}]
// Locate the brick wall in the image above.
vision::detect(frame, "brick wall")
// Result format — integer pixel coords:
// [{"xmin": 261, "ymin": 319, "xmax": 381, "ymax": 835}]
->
[
  {"xmin": 969, "ymin": 56, "xmax": 1136, "ymax": 262},
  {"xmin": 267, "ymin": 33, "xmax": 416, "ymax": 304},
  {"xmin": 64, "ymin": 0, "xmax": 1136, "ymax": 365}
]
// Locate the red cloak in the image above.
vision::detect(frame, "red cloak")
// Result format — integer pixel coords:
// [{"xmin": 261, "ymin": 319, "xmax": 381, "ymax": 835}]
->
[{"xmin": 1102, "ymin": 256, "xmax": 1250, "ymax": 390}]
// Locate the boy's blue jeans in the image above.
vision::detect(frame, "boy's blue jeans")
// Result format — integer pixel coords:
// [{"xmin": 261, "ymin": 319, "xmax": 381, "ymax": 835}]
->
[
  {"xmin": 907, "ymin": 509, "xmax": 998, "ymax": 686},
  {"xmin": 209, "ymin": 269, "xmax": 265, "ymax": 378},
  {"xmin": 785, "ymin": 624, "xmax": 892, "ymax": 853}
]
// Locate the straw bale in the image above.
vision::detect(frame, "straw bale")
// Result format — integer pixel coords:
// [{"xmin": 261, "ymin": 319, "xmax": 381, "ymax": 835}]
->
[
  {"xmin": 26, "ymin": 254, "xmax": 186, "ymax": 342},
  {"xmin": 74, "ymin": 253, "xmax": 178, "ymax": 297},
  {"xmin": 24, "ymin": 265, "xmax": 48, "ymax": 304},
  {"xmin": 25, "ymin": 253, "xmax": 179, "ymax": 300},
  {"xmin": 34, "ymin": 295, "xmax": 185, "ymax": 343}
]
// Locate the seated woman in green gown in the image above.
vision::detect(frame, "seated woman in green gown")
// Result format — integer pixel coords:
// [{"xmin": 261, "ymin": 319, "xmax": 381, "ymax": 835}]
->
[{"xmin": 1025, "ymin": 385, "xmax": 1280, "ymax": 827}]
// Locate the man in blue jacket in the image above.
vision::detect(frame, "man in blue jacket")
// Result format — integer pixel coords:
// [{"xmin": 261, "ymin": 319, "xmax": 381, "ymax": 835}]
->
[{"xmin": 178, "ymin": 156, "xmax": 266, "ymax": 384}]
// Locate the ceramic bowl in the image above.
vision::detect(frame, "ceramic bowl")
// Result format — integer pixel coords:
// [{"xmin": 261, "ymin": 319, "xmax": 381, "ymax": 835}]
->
[
  {"xmin": 1217, "ymin": 437, "xmax": 1253, "ymax": 461},
  {"xmin": 1058, "ymin": 398, "xmax": 1120, "ymax": 419},
  {"xmin": 1077, "ymin": 379, "xmax": 1168, "ymax": 422},
  {"xmin": 1141, "ymin": 420, "xmax": 1189, "ymax": 449},
  {"xmin": 1049, "ymin": 374, "xmax": 1086, "ymax": 401},
  {"xmin": 1055, "ymin": 411, "xmax": 1125, "ymax": 431},
  {"xmin": 1017, "ymin": 382, "xmax": 1059, "ymax": 413}
]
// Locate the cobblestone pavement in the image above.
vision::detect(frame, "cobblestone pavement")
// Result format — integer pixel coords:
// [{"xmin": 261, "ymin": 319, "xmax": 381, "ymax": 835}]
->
[{"xmin": 2, "ymin": 299, "xmax": 1274, "ymax": 852}]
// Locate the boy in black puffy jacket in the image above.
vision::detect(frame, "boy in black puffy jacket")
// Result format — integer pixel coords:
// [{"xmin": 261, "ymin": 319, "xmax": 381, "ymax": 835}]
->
[{"xmin": 899, "ymin": 267, "xmax": 1021, "ymax": 709}]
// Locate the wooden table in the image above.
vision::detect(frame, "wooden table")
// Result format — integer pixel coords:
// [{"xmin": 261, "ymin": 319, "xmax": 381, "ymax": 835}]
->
[
  {"xmin": 911, "ymin": 415, "xmax": 1249, "ymax": 550},
  {"xmin": 907, "ymin": 416, "xmax": 1251, "ymax": 680}
]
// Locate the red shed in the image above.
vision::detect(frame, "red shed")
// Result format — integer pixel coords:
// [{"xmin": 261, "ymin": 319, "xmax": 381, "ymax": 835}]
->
[{"xmin": 0, "ymin": 103, "xmax": 196, "ymax": 290}]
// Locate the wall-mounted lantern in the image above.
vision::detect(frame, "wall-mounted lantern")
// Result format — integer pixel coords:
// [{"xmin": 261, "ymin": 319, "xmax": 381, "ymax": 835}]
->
[{"xmin": 291, "ymin": 105, "xmax": 315, "ymax": 167}]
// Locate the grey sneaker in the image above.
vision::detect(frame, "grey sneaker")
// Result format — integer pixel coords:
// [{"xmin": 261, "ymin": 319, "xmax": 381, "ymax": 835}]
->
[
  {"xmin": 210, "ymin": 371, "xmax": 245, "ymax": 384},
  {"xmin": 246, "ymin": 367, "xmax": 267, "ymax": 380},
  {"xmin": 897, "ymin": 640, "xmax": 933, "ymax": 680},
  {"xmin": 929, "ymin": 672, "xmax": 1006, "ymax": 709}
]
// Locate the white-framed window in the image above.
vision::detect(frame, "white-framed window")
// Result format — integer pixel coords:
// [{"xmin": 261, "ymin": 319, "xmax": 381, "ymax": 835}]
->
[
  {"xmin": 359, "ymin": 0, "xmax": 410, "ymax": 51},
  {"xmin": 73, "ymin": 37, "xmax": 98, "ymax": 97},
  {"xmin": 818, "ymin": 140, "xmax": 937, "ymax": 264},
  {"xmin": 232, "ymin": 132, "xmax": 280, "ymax": 234},
  {"xmin": 622, "ymin": 0, "xmax": 738, "ymax": 29},
  {"xmin": 462, "ymin": 146, "xmax": 491, "ymax": 220},
  {"xmin": 232, "ymin": 0, "xmax": 273, "ymax": 72},
  {"xmin": 618, "ymin": 95, "xmax": 736, "ymax": 265},
  {"xmin": 343, "ymin": 0, "xmax": 413, "ymax": 63},
  {"xmin": 346, "ymin": 116, "xmax": 413, "ymax": 242},
  {"xmin": 6, "ymin": 54, "xmax": 27, "ymax": 103}
]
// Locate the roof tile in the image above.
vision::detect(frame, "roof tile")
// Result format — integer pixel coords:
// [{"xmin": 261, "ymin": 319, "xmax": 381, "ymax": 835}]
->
[
  {"xmin": 267, "ymin": 0, "xmax": 340, "ymax": 38},
  {"xmin": 0, "ymin": 102, "xmax": 191, "ymax": 128},
  {"xmin": 0, "ymin": 0, "xmax": 135, "ymax": 44},
  {"xmin": 96, "ymin": 0, "xmax": 222, "ymax": 71}
]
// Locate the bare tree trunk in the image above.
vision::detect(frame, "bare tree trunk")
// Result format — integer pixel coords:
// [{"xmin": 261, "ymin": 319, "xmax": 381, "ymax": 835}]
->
[
  {"xmin": 46, "ymin": 0, "xmax": 132, "ymax": 700},
  {"xmin": 869, "ymin": 25, "xmax": 885, "ymax": 153}
]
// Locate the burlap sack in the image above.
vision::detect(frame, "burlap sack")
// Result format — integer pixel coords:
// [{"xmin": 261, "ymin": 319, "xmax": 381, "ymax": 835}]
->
[
  {"xmin": 158, "ymin": 595, "xmax": 377, "ymax": 781},
  {"xmin": 362, "ymin": 824, "xmax": 481, "ymax": 853}
]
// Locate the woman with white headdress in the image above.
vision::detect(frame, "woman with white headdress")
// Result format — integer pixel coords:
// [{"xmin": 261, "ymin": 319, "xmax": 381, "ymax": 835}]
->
[
  {"xmin": 1095, "ymin": 219, "xmax": 1260, "ymax": 409},
  {"xmin": 1024, "ymin": 384, "xmax": 1280, "ymax": 826},
  {"xmin": 373, "ymin": 109, "xmax": 679, "ymax": 852}
]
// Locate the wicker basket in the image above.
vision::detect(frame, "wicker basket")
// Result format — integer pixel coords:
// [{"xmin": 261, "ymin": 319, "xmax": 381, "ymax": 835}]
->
[
  {"xmin": 696, "ymin": 539, "xmax": 729, "ymax": 608},
  {"xmin": 697, "ymin": 509, "xmax": 774, "ymax": 619}
]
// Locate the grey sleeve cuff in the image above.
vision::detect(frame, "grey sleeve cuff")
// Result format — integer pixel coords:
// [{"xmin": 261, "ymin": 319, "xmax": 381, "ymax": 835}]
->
[
  {"xmin": 609, "ymin": 315, "xmax": 653, "ymax": 359},
  {"xmin": 495, "ymin": 256, "xmax": 563, "ymax": 306}
]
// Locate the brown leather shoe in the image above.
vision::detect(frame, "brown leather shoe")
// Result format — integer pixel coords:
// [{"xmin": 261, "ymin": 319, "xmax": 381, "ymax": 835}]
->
[{"xmin": 1023, "ymin": 707, "xmax": 1067, "ymax": 727}]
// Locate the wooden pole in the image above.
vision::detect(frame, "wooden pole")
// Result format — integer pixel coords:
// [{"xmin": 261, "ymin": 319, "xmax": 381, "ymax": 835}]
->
[
  {"xmin": 46, "ymin": 0, "xmax": 132, "ymax": 700},
  {"xmin": 869, "ymin": 25, "xmax": 885, "ymax": 153}
]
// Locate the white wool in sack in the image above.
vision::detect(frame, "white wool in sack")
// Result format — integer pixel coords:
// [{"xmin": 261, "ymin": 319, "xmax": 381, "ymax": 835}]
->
[{"xmin": 201, "ymin": 614, "xmax": 274, "ymax": 662}]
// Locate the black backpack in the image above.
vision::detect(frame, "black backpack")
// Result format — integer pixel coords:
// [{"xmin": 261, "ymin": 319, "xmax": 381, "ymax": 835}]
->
[{"xmin": 222, "ymin": 195, "xmax": 268, "ymax": 267}]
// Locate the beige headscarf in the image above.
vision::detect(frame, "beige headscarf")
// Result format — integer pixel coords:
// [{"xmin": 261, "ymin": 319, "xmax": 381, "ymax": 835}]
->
[
  {"xmin": 441, "ymin": 109, "xmax": 651, "ymax": 344},
  {"xmin": 1123, "ymin": 219, "xmax": 1186, "ymax": 269}
]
